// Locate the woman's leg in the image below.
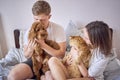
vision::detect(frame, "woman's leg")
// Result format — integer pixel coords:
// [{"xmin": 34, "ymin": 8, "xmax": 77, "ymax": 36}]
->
[
  {"xmin": 48, "ymin": 57, "xmax": 68, "ymax": 80},
  {"xmin": 8, "ymin": 63, "xmax": 33, "ymax": 80}
]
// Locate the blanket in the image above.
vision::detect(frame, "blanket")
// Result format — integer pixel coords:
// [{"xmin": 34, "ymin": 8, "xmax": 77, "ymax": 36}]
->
[{"xmin": 0, "ymin": 48, "xmax": 26, "ymax": 77}]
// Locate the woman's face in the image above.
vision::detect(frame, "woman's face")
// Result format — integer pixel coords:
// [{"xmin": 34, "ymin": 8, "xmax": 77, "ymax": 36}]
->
[{"xmin": 82, "ymin": 28, "xmax": 91, "ymax": 45}]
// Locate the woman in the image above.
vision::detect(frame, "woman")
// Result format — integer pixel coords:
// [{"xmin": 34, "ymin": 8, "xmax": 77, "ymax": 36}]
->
[{"xmin": 46, "ymin": 21, "xmax": 120, "ymax": 80}]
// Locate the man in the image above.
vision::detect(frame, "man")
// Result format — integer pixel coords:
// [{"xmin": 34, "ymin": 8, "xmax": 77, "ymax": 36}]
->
[{"xmin": 8, "ymin": 0, "xmax": 66, "ymax": 79}]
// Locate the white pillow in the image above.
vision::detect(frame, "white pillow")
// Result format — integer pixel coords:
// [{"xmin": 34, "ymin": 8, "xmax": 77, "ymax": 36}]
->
[{"xmin": 65, "ymin": 20, "xmax": 83, "ymax": 51}]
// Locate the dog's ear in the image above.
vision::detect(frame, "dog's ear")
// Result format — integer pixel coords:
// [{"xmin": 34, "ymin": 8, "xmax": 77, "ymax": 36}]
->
[
  {"xmin": 31, "ymin": 22, "xmax": 40, "ymax": 32},
  {"xmin": 28, "ymin": 22, "xmax": 39, "ymax": 40}
]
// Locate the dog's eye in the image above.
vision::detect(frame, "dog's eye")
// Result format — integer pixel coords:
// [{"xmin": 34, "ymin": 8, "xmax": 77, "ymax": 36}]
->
[
  {"xmin": 41, "ymin": 34, "xmax": 45, "ymax": 36},
  {"xmin": 42, "ymin": 28, "xmax": 45, "ymax": 30}
]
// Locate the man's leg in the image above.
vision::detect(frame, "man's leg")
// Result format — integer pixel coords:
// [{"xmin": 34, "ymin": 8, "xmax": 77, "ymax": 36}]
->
[
  {"xmin": 8, "ymin": 63, "xmax": 33, "ymax": 80},
  {"xmin": 48, "ymin": 57, "xmax": 68, "ymax": 80}
]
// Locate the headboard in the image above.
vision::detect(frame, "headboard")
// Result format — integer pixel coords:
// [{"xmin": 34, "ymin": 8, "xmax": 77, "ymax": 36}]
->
[{"xmin": 14, "ymin": 29, "xmax": 20, "ymax": 48}]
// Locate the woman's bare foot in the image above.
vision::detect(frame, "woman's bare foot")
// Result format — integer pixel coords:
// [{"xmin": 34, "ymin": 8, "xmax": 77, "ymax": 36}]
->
[
  {"xmin": 45, "ymin": 71, "xmax": 54, "ymax": 80},
  {"xmin": 41, "ymin": 75, "xmax": 46, "ymax": 80}
]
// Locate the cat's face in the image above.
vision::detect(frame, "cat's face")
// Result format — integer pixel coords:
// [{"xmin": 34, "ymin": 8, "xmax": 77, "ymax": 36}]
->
[
  {"xmin": 69, "ymin": 36, "xmax": 89, "ymax": 53},
  {"xmin": 69, "ymin": 36, "xmax": 86, "ymax": 49}
]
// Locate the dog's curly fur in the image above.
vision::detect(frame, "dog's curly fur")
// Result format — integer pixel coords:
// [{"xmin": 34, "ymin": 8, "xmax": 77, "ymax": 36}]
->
[
  {"xmin": 28, "ymin": 22, "xmax": 60, "ymax": 80},
  {"xmin": 62, "ymin": 36, "xmax": 91, "ymax": 78}
]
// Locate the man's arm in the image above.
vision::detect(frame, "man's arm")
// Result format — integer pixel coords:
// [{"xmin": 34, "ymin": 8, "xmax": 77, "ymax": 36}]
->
[{"xmin": 40, "ymin": 41, "xmax": 66, "ymax": 58}]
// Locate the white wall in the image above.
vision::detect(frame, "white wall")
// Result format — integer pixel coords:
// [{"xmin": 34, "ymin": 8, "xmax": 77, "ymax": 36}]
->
[
  {"xmin": 0, "ymin": 0, "xmax": 120, "ymax": 58},
  {"xmin": 0, "ymin": 0, "xmax": 35, "ymax": 56}
]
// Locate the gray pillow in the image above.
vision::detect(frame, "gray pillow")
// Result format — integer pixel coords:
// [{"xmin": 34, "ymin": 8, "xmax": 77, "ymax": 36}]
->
[{"xmin": 65, "ymin": 20, "xmax": 82, "ymax": 51}]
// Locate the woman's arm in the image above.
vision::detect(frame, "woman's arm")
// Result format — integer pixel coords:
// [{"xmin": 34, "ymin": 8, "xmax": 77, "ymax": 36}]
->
[
  {"xmin": 78, "ymin": 63, "xmax": 88, "ymax": 77},
  {"xmin": 88, "ymin": 58, "xmax": 109, "ymax": 77},
  {"xmin": 66, "ymin": 59, "xmax": 94, "ymax": 80}
]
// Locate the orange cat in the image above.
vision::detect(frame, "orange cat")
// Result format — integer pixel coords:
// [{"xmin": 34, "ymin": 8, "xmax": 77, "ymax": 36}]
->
[{"xmin": 62, "ymin": 36, "xmax": 91, "ymax": 78}]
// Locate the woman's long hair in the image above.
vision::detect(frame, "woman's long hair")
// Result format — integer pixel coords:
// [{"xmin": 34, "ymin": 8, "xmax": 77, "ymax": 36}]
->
[{"xmin": 85, "ymin": 21, "xmax": 112, "ymax": 55}]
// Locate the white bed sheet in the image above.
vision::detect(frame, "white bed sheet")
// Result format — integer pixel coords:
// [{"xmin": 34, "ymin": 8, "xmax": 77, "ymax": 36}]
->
[{"xmin": 0, "ymin": 48, "xmax": 26, "ymax": 77}]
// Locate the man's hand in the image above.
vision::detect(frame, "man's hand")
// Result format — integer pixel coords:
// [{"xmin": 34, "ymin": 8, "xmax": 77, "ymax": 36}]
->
[
  {"xmin": 35, "ymin": 38, "xmax": 46, "ymax": 49},
  {"xmin": 24, "ymin": 40, "xmax": 37, "ymax": 58}
]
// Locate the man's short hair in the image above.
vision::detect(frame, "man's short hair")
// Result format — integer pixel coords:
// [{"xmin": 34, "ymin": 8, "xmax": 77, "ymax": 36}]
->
[{"xmin": 32, "ymin": 0, "xmax": 51, "ymax": 16}]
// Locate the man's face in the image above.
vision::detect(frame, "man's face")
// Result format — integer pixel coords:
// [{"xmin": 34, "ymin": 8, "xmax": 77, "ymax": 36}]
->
[{"xmin": 33, "ymin": 14, "xmax": 51, "ymax": 29}]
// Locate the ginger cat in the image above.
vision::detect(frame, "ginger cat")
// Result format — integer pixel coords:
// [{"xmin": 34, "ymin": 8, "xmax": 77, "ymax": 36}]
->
[{"xmin": 63, "ymin": 36, "xmax": 91, "ymax": 78}]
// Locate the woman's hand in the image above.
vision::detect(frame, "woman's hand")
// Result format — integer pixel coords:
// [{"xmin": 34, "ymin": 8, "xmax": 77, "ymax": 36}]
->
[
  {"xmin": 24, "ymin": 40, "xmax": 36, "ymax": 58},
  {"xmin": 65, "ymin": 55, "xmax": 73, "ymax": 66}
]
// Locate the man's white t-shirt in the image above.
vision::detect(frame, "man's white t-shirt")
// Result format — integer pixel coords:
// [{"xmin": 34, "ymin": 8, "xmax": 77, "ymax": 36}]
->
[{"xmin": 24, "ymin": 22, "xmax": 66, "ymax": 45}]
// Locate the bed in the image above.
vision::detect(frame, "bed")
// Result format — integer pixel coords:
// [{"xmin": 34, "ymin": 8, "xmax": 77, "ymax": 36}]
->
[
  {"xmin": 0, "ymin": 29, "xmax": 27, "ymax": 80},
  {"xmin": 13, "ymin": 28, "xmax": 120, "ymax": 80},
  {"xmin": 0, "ymin": 21, "xmax": 120, "ymax": 80}
]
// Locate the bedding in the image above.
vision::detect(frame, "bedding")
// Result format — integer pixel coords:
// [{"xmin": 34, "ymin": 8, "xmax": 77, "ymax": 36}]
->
[
  {"xmin": 0, "ymin": 29, "xmax": 27, "ymax": 80},
  {"xmin": 0, "ymin": 48, "xmax": 26, "ymax": 77},
  {"xmin": 65, "ymin": 20, "xmax": 83, "ymax": 51}
]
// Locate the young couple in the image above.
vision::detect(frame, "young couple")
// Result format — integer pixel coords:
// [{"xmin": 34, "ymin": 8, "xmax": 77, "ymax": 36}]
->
[{"xmin": 8, "ymin": 0, "xmax": 120, "ymax": 80}]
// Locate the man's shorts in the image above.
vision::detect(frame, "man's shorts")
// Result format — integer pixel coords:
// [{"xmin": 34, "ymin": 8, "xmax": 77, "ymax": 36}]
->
[{"xmin": 23, "ymin": 58, "xmax": 43, "ymax": 79}]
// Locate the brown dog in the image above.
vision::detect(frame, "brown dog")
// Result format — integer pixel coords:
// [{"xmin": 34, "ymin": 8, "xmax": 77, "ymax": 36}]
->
[{"xmin": 28, "ymin": 22, "xmax": 60, "ymax": 80}]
